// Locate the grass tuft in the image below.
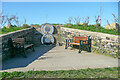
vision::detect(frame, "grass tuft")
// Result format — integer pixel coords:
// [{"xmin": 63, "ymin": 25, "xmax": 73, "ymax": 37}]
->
[{"xmin": 1, "ymin": 67, "xmax": 119, "ymax": 79}]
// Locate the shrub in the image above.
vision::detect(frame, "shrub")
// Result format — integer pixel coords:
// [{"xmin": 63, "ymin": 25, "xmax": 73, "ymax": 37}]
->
[
  {"xmin": 22, "ymin": 24, "xmax": 30, "ymax": 28},
  {"xmin": 65, "ymin": 23, "xmax": 73, "ymax": 27}
]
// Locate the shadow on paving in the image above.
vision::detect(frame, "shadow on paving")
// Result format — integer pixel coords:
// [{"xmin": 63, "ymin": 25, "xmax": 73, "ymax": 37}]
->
[{"xmin": 2, "ymin": 45, "xmax": 56, "ymax": 70}]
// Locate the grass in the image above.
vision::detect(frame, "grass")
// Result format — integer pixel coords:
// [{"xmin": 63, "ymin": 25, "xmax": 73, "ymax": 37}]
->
[
  {"xmin": 0, "ymin": 27, "xmax": 27, "ymax": 34},
  {"xmin": 64, "ymin": 25, "xmax": 119, "ymax": 35},
  {"xmin": 1, "ymin": 24, "xmax": 119, "ymax": 35},
  {"xmin": 1, "ymin": 67, "xmax": 119, "ymax": 79}
]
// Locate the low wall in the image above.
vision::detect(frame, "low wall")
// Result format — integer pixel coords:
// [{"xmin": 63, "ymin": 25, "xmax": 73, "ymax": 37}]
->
[
  {"xmin": 60, "ymin": 27, "xmax": 119, "ymax": 58},
  {"xmin": 1, "ymin": 28, "xmax": 34, "ymax": 43},
  {"xmin": 0, "ymin": 26, "xmax": 119, "ymax": 60},
  {"xmin": 0, "ymin": 27, "xmax": 34, "ymax": 60}
]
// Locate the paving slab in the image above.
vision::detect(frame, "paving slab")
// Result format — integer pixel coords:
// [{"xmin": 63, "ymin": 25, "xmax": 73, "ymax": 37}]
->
[{"xmin": 0, "ymin": 45, "xmax": 118, "ymax": 72}]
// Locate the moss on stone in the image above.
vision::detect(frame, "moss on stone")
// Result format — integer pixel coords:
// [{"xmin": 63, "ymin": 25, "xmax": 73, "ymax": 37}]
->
[{"xmin": 91, "ymin": 47, "xmax": 117, "ymax": 58}]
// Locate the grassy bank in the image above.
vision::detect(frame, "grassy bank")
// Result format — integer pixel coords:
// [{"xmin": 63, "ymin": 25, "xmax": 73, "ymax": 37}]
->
[
  {"xmin": 64, "ymin": 25, "xmax": 119, "ymax": 35},
  {"xmin": 1, "ymin": 67, "xmax": 119, "ymax": 79},
  {"xmin": 0, "ymin": 27, "xmax": 27, "ymax": 34}
]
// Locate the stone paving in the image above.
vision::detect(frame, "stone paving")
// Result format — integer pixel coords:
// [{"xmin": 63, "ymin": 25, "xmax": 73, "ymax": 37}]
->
[{"xmin": 1, "ymin": 45, "xmax": 118, "ymax": 72}]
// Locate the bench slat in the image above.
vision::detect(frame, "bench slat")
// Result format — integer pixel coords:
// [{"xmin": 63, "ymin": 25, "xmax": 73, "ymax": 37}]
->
[
  {"xmin": 24, "ymin": 44, "xmax": 34, "ymax": 48},
  {"xmin": 73, "ymin": 37, "xmax": 88, "ymax": 43},
  {"xmin": 69, "ymin": 43, "xmax": 80, "ymax": 45},
  {"xmin": 12, "ymin": 38, "xmax": 25, "ymax": 43}
]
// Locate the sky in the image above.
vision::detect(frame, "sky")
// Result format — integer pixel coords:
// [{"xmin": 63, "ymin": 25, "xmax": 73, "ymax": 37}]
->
[
  {"xmin": 2, "ymin": 2, "xmax": 118, "ymax": 27},
  {"xmin": 1, "ymin": 0, "xmax": 119, "ymax": 2}
]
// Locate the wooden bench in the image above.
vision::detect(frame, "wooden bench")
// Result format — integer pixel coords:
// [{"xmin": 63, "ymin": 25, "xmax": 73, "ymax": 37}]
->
[
  {"xmin": 65, "ymin": 36, "xmax": 91, "ymax": 53},
  {"xmin": 8, "ymin": 38, "xmax": 35, "ymax": 58}
]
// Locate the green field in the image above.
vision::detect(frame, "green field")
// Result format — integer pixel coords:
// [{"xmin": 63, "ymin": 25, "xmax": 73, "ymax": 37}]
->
[
  {"xmin": 0, "ymin": 24, "xmax": 119, "ymax": 35},
  {"xmin": 0, "ymin": 27, "xmax": 27, "ymax": 34},
  {"xmin": 64, "ymin": 25, "xmax": 119, "ymax": 35},
  {"xmin": 1, "ymin": 67, "xmax": 119, "ymax": 79}
]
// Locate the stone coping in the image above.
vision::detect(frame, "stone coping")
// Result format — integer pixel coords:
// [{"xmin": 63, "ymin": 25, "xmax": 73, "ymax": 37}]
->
[
  {"xmin": 0, "ymin": 28, "xmax": 33, "ymax": 37},
  {"xmin": 61, "ymin": 27, "xmax": 119, "ymax": 40}
]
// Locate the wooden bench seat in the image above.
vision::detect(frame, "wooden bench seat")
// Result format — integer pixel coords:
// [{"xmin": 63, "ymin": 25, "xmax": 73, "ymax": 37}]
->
[
  {"xmin": 69, "ymin": 42, "xmax": 80, "ymax": 46},
  {"xmin": 24, "ymin": 44, "xmax": 34, "ymax": 49},
  {"xmin": 8, "ymin": 38, "xmax": 35, "ymax": 58},
  {"xmin": 65, "ymin": 36, "xmax": 91, "ymax": 53}
]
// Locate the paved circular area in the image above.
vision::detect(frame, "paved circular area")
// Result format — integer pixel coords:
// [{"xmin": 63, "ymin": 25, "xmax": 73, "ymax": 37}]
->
[{"xmin": 1, "ymin": 45, "xmax": 118, "ymax": 72}]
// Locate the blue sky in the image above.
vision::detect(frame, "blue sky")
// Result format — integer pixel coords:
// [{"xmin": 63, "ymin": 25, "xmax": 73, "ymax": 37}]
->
[
  {"xmin": 2, "ymin": 2, "xmax": 118, "ymax": 27},
  {"xmin": 1, "ymin": 0, "xmax": 119, "ymax": 2}
]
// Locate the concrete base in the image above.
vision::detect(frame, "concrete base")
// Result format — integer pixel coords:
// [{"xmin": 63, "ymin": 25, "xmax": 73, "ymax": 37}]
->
[{"xmin": 1, "ymin": 45, "xmax": 118, "ymax": 72}]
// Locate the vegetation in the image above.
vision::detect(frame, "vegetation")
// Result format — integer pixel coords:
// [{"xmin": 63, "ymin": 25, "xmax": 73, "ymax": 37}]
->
[
  {"xmin": 0, "ymin": 26, "xmax": 27, "ymax": 34},
  {"xmin": 1, "ymin": 67, "xmax": 119, "ymax": 79},
  {"xmin": 1, "ymin": 24, "xmax": 119, "ymax": 35},
  {"xmin": 64, "ymin": 25, "xmax": 119, "ymax": 35},
  {"xmin": 52, "ymin": 23, "xmax": 63, "ymax": 25},
  {"xmin": 22, "ymin": 24, "xmax": 31, "ymax": 28},
  {"xmin": 0, "ymin": 13, "xmax": 29, "ymax": 34},
  {"xmin": 31, "ymin": 24, "xmax": 40, "ymax": 26}
]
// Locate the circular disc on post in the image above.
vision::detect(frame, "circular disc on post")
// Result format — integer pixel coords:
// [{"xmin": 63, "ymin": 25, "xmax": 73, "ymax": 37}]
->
[
  {"xmin": 41, "ymin": 34, "xmax": 55, "ymax": 44},
  {"xmin": 45, "ymin": 37, "xmax": 51, "ymax": 43},
  {"xmin": 41, "ymin": 23, "xmax": 54, "ymax": 35}
]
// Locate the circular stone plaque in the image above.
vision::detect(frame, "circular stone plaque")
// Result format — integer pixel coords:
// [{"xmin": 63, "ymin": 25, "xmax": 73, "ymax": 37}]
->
[
  {"xmin": 45, "ymin": 37, "xmax": 51, "ymax": 43},
  {"xmin": 41, "ymin": 34, "xmax": 54, "ymax": 44},
  {"xmin": 41, "ymin": 23, "xmax": 54, "ymax": 35}
]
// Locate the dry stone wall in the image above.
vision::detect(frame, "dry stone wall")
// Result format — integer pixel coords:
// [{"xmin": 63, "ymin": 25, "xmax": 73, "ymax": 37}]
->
[
  {"xmin": 0, "ymin": 27, "xmax": 34, "ymax": 60},
  {"xmin": 1, "ymin": 28, "xmax": 34, "ymax": 43},
  {"xmin": 0, "ymin": 26, "xmax": 119, "ymax": 60},
  {"xmin": 60, "ymin": 27, "xmax": 119, "ymax": 58}
]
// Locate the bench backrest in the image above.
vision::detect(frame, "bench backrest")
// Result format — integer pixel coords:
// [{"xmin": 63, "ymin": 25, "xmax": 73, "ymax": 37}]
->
[
  {"xmin": 12, "ymin": 38, "xmax": 25, "ymax": 43},
  {"xmin": 73, "ymin": 36, "xmax": 89, "ymax": 43}
]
